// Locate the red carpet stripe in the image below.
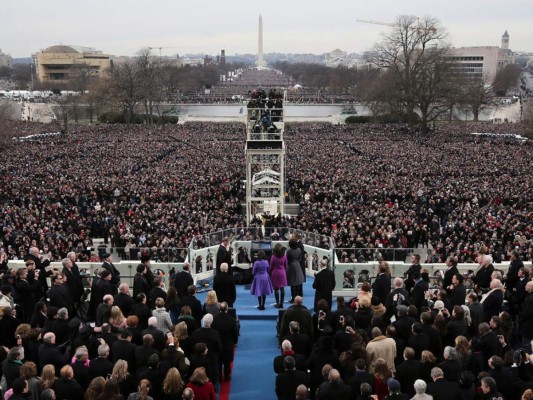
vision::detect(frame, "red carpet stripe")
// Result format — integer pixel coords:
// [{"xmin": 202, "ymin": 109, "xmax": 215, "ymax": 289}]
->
[{"xmin": 218, "ymin": 347, "xmax": 236, "ymax": 400}]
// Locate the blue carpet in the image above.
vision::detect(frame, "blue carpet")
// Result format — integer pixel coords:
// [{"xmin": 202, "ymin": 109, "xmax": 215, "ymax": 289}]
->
[
  {"xmin": 196, "ymin": 277, "xmax": 316, "ymax": 399},
  {"xmin": 229, "ymin": 319, "xmax": 280, "ymax": 400}
]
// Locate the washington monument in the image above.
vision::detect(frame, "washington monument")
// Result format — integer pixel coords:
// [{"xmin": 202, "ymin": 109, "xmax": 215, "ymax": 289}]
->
[{"xmin": 256, "ymin": 14, "xmax": 267, "ymax": 67}]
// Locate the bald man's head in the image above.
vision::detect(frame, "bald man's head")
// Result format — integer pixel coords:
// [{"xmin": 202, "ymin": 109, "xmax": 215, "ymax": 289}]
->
[{"xmin": 329, "ymin": 369, "xmax": 341, "ymax": 382}]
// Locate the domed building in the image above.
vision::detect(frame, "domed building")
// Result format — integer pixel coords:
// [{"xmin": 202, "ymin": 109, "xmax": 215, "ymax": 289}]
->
[{"xmin": 36, "ymin": 44, "xmax": 112, "ymax": 86}]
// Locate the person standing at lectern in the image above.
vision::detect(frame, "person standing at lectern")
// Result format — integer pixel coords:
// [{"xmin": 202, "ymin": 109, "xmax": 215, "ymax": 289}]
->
[{"xmin": 216, "ymin": 237, "xmax": 232, "ymax": 275}]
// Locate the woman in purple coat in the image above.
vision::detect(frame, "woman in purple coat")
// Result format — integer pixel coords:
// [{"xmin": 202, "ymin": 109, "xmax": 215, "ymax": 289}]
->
[
  {"xmin": 250, "ymin": 250, "xmax": 273, "ymax": 310},
  {"xmin": 269, "ymin": 244, "xmax": 288, "ymax": 309}
]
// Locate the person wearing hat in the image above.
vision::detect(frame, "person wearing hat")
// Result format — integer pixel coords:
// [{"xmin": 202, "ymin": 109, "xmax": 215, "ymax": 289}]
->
[
  {"xmin": 385, "ymin": 378, "xmax": 409, "ymax": 400},
  {"xmin": 87, "ymin": 269, "xmax": 115, "ymax": 323},
  {"xmin": 100, "ymin": 252, "xmax": 120, "ymax": 290}
]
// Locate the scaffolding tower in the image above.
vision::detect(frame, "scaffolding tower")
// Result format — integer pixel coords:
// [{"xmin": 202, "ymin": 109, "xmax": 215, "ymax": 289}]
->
[{"xmin": 245, "ymin": 95, "xmax": 285, "ymax": 224}]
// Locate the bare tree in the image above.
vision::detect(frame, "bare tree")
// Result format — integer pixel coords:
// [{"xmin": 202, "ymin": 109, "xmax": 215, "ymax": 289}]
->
[
  {"xmin": 107, "ymin": 61, "xmax": 142, "ymax": 123},
  {"xmin": 358, "ymin": 69, "xmax": 402, "ymax": 121},
  {"xmin": 71, "ymin": 63, "xmax": 98, "ymax": 93},
  {"xmin": 136, "ymin": 48, "xmax": 161, "ymax": 124},
  {"xmin": 50, "ymin": 95, "xmax": 77, "ymax": 134},
  {"xmin": 371, "ymin": 15, "xmax": 451, "ymax": 133},
  {"xmin": 459, "ymin": 75, "xmax": 493, "ymax": 121}
]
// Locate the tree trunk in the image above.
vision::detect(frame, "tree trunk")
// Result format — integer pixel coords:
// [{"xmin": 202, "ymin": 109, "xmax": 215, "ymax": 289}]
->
[{"xmin": 473, "ymin": 107, "xmax": 480, "ymax": 122}]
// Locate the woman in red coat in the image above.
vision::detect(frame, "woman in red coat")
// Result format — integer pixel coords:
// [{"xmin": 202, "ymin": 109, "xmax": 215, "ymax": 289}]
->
[{"xmin": 186, "ymin": 367, "xmax": 216, "ymax": 400}]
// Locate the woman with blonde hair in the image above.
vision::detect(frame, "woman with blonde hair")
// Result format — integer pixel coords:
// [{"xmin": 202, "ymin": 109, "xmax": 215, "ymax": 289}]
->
[
  {"xmin": 202, "ymin": 290, "xmax": 220, "ymax": 317},
  {"xmin": 85, "ymin": 377, "xmax": 106, "ymax": 400},
  {"xmin": 40, "ymin": 364, "xmax": 56, "ymax": 391},
  {"xmin": 175, "ymin": 321, "xmax": 192, "ymax": 357},
  {"xmin": 110, "ymin": 359, "xmax": 136, "ymax": 398},
  {"xmin": 186, "ymin": 367, "xmax": 216, "ymax": 400},
  {"xmin": 109, "ymin": 306, "xmax": 127, "ymax": 328},
  {"xmin": 153, "ymin": 298, "xmax": 173, "ymax": 334},
  {"xmin": 162, "ymin": 367, "xmax": 185, "ymax": 400},
  {"xmin": 126, "ymin": 379, "xmax": 152, "ymax": 400}
]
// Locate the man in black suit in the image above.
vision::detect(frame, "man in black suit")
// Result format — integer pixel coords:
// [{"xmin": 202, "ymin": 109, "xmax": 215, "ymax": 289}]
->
[
  {"xmin": 312, "ymin": 259, "xmax": 336, "ymax": 310},
  {"xmin": 473, "ymin": 255, "xmax": 495, "ymax": 294},
  {"xmin": 212, "ymin": 302, "xmax": 239, "ymax": 381},
  {"xmin": 38, "ymin": 332, "xmax": 68, "ymax": 372},
  {"xmin": 348, "ymin": 358, "xmax": 375, "ymax": 398},
  {"xmin": 481, "ymin": 279, "xmax": 504, "ymax": 323},
  {"xmin": 316, "ymin": 369, "xmax": 352, "ymax": 400},
  {"xmin": 63, "ymin": 254, "xmax": 84, "ymax": 311},
  {"xmin": 100, "ymin": 252, "xmax": 120, "ymax": 292},
  {"xmin": 48, "ymin": 273, "xmax": 73, "ymax": 314},
  {"xmin": 393, "ymin": 348, "xmax": 421, "ymax": 397},
  {"xmin": 112, "ymin": 329, "xmax": 137, "ymax": 373},
  {"xmin": 213, "ymin": 263, "xmax": 236, "ymax": 307},
  {"xmin": 181, "ymin": 285, "xmax": 204, "ymax": 327},
  {"xmin": 25, "ymin": 246, "xmax": 51, "ymax": 299},
  {"xmin": 393, "ymin": 305, "xmax": 416, "ymax": 343},
  {"xmin": 140, "ymin": 254, "xmax": 155, "ymax": 290},
  {"xmin": 133, "ymin": 264, "xmax": 151, "ymax": 299},
  {"xmin": 410, "ymin": 274, "xmax": 429, "ymax": 311},
  {"xmin": 279, "ymin": 296, "xmax": 314, "ymax": 339},
  {"xmin": 426, "ymin": 367, "xmax": 463, "ymax": 400},
  {"xmin": 149, "ymin": 277, "xmax": 167, "ymax": 309},
  {"xmin": 443, "ymin": 256, "xmax": 459, "ymax": 290},
  {"xmin": 420, "ymin": 312, "xmax": 443, "ymax": 358},
  {"xmin": 173, "ymin": 263, "xmax": 194, "ymax": 299},
  {"xmin": 190, "ymin": 314, "xmax": 223, "ymax": 386},
  {"xmin": 135, "ymin": 334, "xmax": 159, "ymax": 370},
  {"xmin": 114, "ymin": 283, "xmax": 134, "ymax": 317},
  {"xmin": 282, "ymin": 321, "xmax": 313, "ymax": 359},
  {"xmin": 14, "ymin": 265, "xmax": 40, "ymax": 323},
  {"xmin": 273, "ymin": 340, "xmax": 307, "ymax": 374},
  {"xmin": 477, "ymin": 322, "xmax": 501, "ymax": 369},
  {"xmin": 89, "ymin": 343, "xmax": 114, "ymax": 380},
  {"xmin": 372, "ymin": 263, "xmax": 391, "ymax": 305},
  {"xmin": 275, "ymin": 356, "xmax": 309, "ymax": 400},
  {"xmin": 142, "ymin": 317, "xmax": 167, "ymax": 352},
  {"xmin": 404, "ymin": 254, "xmax": 421, "ymax": 292},
  {"xmin": 216, "ymin": 237, "xmax": 232, "ymax": 275},
  {"xmin": 384, "ymin": 278, "xmax": 410, "ymax": 324}
]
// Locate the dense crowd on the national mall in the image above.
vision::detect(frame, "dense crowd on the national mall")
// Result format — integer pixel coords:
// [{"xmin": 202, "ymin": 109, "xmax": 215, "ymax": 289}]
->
[{"xmin": 1, "ymin": 119, "xmax": 531, "ymax": 263}]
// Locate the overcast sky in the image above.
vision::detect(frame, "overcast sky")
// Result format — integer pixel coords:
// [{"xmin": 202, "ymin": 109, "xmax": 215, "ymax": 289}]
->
[{"xmin": 3, "ymin": 0, "xmax": 532, "ymax": 58}]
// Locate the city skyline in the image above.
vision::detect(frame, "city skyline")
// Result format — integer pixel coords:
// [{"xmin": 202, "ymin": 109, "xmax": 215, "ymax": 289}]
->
[{"xmin": 3, "ymin": 0, "xmax": 533, "ymax": 58}]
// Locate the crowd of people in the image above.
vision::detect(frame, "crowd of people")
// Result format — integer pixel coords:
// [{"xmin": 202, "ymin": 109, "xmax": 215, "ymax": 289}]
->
[
  {"xmin": 272, "ymin": 252, "xmax": 533, "ymax": 400},
  {"xmin": 0, "ymin": 254, "xmax": 240, "ymax": 400},
  {"xmin": 1, "ymin": 118, "xmax": 532, "ymax": 265}
]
